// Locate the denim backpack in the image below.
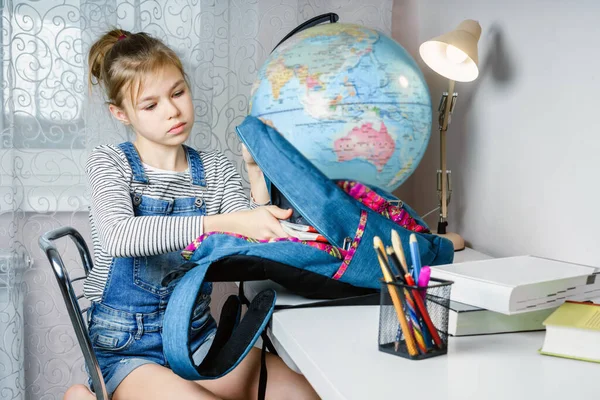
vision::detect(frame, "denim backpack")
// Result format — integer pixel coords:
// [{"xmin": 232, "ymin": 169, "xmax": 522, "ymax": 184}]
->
[{"xmin": 161, "ymin": 116, "xmax": 454, "ymax": 388}]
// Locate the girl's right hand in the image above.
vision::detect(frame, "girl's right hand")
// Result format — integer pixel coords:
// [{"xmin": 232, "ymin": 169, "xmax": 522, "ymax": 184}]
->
[
  {"xmin": 204, "ymin": 206, "xmax": 293, "ymax": 241},
  {"xmin": 236, "ymin": 206, "xmax": 293, "ymax": 240}
]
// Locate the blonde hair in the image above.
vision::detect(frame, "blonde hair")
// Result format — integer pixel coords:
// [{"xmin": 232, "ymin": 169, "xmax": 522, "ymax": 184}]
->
[{"xmin": 88, "ymin": 29, "xmax": 187, "ymax": 107}]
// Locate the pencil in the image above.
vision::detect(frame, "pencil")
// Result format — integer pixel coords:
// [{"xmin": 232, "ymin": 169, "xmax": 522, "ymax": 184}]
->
[
  {"xmin": 385, "ymin": 247, "xmax": 411, "ymax": 351},
  {"xmin": 375, "ymin": 235, "xmax": 390, "ymax": 265},
  {"xmin": 391, "ymin": 230, "xmax": 409, "ymax": 275},
  {"xmin": 409, "ymin": 234, "xmax": 422, "ymax": 282},
  {"xmin": 373, "ymin": 237, "xmax": 418, "ymax": 356}
]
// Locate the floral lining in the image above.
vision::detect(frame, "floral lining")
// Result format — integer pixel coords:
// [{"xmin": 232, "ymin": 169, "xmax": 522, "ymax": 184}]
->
[
  {"xmin": 182, "ymin": 180, "xmax": 428, "ymax": 279},
  {"xmin": 182, "ymin": 231, "xmax": 345, "ymax": 261},
  {"xmin": 337, "ymin": 180, "xmax": 429, "ymax": 233}
]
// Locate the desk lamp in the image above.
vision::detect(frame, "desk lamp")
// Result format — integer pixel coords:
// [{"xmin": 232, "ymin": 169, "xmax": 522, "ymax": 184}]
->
[{"xmin": 419, "ymin": 19, "xmax": 481, "ymax": 251}]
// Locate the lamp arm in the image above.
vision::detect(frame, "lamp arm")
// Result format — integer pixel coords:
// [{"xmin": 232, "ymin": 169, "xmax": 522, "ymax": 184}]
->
[
  {"xmin": 439, "ymin": 79, "xmax": 455, "ymax": 231},
  {"xmin": 440, "ymin": 79, "xmax": 455, "ymax": 132}
]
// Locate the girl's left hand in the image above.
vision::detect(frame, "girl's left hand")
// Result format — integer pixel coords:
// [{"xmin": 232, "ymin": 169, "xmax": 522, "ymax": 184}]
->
[{"xmin": 242, "ymin": 144, "xmax": 257, "ymax": 167}]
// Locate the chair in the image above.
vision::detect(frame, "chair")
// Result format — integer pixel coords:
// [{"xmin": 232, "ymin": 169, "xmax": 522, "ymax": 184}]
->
[{"xmin": 39, "ymin": 226, "xmax": 108, "ymax": 400}]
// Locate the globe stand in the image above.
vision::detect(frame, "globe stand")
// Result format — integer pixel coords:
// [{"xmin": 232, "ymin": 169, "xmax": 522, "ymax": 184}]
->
[{"xmin": 432, "ymin": 79, "xmax": 465, "ymax": 252}]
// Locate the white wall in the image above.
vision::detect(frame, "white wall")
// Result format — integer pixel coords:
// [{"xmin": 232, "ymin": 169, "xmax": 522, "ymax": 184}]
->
[{"xmin": 393, "ymin": 0, "xmax": 600, "ymax": 265}]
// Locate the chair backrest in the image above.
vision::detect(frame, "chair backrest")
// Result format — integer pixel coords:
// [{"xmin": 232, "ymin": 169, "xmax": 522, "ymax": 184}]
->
[{"xmin": 39, "ymin": 226, "xmax": 108, "ymax": 400}]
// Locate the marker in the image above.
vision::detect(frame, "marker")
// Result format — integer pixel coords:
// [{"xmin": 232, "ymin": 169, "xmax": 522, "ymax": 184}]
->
[
  {"xmin": 418, "ymin": 266, "xmax": 431, "ymax": 289},
  {"xmin": 417, "ymin": 265, "xmax": 431, "ymax": 302}
]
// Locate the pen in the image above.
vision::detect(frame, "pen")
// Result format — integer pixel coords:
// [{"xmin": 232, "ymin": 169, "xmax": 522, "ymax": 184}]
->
[
  {"xmin": 373, "ymin": 237, "xmax": 419, "ymax": 356},
  {"xmin": 385, "ymin": 246, "xmax": 404, "ymax": 280},
  {"xmin": 409, "ymin": 234, "xmax": 422, "ymax": 283}
]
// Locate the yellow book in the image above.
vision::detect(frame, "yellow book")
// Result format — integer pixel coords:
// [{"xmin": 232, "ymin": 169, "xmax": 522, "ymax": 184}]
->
[{"xmin": 539, "ymin": 301, "xmax": 600, "ymax": 363}]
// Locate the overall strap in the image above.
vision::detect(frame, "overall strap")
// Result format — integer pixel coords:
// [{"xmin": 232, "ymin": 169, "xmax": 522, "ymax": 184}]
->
[
  {"xmin": 183, "ymin": 145, "xmax": 207, "ymax": 189},
  {"xmin": 118, "ymin": 142, "xmax": 149, "ymax": 184}
]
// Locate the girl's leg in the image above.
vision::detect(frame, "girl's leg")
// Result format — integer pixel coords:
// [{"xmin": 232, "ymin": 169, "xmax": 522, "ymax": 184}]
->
[
  {"xmin": 113, "ymin": 363, "xmax": 221, "ymax": 400},
  {"xmin": 197, "ymin": 347, "xmax": 320, "ymax": 400},
  {"xmin": 64, "ymin": 384, "xmax": 95, "ymax": 400}
]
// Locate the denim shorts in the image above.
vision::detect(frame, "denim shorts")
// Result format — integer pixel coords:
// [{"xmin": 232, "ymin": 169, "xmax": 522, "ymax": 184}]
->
[{"xmin": 87, "ymin": 300, "xmax": 216, "ymax": 398}]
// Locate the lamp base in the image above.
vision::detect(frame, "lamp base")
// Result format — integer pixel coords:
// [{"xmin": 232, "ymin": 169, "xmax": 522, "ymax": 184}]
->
[{"xmin": 432, "ymin": 230, "xmax": 465, "ymax": 252}]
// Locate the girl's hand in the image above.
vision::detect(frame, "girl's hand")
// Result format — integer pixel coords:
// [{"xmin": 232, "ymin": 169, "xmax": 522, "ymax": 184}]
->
[
  {"xmin": 237, "ymin": 206, "xmax": 293, "ymax": 240},
  {"xmin": 204, "ymin": 206, "xmax": 293, "ymax": 241},
  {"xmin": 242, "ymin": 144, "xmax": 257, "ymax": 168}
]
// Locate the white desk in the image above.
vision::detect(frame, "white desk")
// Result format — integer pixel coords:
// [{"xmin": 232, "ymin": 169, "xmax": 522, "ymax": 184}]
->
[
  {"xmin": 272, "ymin": 307, "xmax": 598, "ymax": 400},
  {"xmin": 243, "ymin": 249, "xmax": 599, "ymax": 399}
]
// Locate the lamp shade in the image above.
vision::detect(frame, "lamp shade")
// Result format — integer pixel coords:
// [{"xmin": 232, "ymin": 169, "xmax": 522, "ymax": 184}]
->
[{"xmin": 419, "ymin": 19, "xmax": 481, "ymax": 82}]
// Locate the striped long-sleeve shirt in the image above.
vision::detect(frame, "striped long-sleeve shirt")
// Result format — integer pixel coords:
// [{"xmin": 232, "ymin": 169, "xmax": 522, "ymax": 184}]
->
[{"xmin": 83, "ymin": 144, "xmax": 253, "ymax": 302}]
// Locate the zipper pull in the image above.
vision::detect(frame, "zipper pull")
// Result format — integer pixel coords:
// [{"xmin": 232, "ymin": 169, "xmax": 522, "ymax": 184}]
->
[{"xmin": 342, "ymin": 236, "xmax": 352, "ymax": 251}]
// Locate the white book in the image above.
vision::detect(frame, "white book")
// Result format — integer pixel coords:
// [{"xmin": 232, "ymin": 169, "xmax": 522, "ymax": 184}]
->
[
  {"xmin": 431, "ymin": 256, "xmax": 600, "ymax": 315},
  {"xmin": 448, "ymin": 301, "xmax": 556, "ymax": 336}
]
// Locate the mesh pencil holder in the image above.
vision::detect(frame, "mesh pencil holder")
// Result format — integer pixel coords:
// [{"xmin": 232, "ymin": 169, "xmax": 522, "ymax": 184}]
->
[{"xmin": 378, "ymin": 277, "xmax": 453, "ymax": 360}]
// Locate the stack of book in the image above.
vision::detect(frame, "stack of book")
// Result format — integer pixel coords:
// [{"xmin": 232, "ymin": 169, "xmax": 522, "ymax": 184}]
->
[
  {"xmin": 431, "ymin": 255, "xmax": 600, "ymax": 336},
  {"xmin": 448, "ymin": 300, "xmax": 555, "ymax": 336}
]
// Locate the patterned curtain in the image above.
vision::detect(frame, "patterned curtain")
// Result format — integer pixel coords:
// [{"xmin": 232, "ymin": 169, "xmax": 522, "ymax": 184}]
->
[{"xmin": 0, "ymin": 1, "xmax": 392, "ymax": 398}]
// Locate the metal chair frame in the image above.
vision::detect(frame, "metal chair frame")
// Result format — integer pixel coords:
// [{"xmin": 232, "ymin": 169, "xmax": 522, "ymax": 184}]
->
[{"xmin": 39, "ymin": 226, "xmax": 108, "ymax": 400}]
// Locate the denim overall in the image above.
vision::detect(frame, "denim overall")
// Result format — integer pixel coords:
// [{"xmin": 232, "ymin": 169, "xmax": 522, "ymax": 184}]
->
[
  {"xmin": 162, "ymin": 116, "xmax": 453, "ymax": 380},
  {"xmin": 87, "ymin": 142, "xmax": 216, "ymax": 396}
]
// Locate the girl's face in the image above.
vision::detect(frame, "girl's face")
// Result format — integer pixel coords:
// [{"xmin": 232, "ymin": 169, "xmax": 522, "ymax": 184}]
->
[{"xmin": 110, "ymin": 64, "xmax": 195, "ymax": 148}]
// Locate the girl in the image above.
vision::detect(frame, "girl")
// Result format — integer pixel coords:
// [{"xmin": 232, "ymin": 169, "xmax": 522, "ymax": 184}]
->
[{"xmin": 66, "ymin": 29, "xmax": 319, "ymax": 400}]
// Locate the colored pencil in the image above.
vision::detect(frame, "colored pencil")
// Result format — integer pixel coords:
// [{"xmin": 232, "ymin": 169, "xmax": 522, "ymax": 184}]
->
[{"xmin": 409, "ymin": 234, "xmax": 422, "ymax": 282}]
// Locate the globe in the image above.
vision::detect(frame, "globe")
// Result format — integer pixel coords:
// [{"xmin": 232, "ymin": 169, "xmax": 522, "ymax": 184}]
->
[{"xmin": 250, "ymin": 23, "xmax": 432, "ymax": 193}]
